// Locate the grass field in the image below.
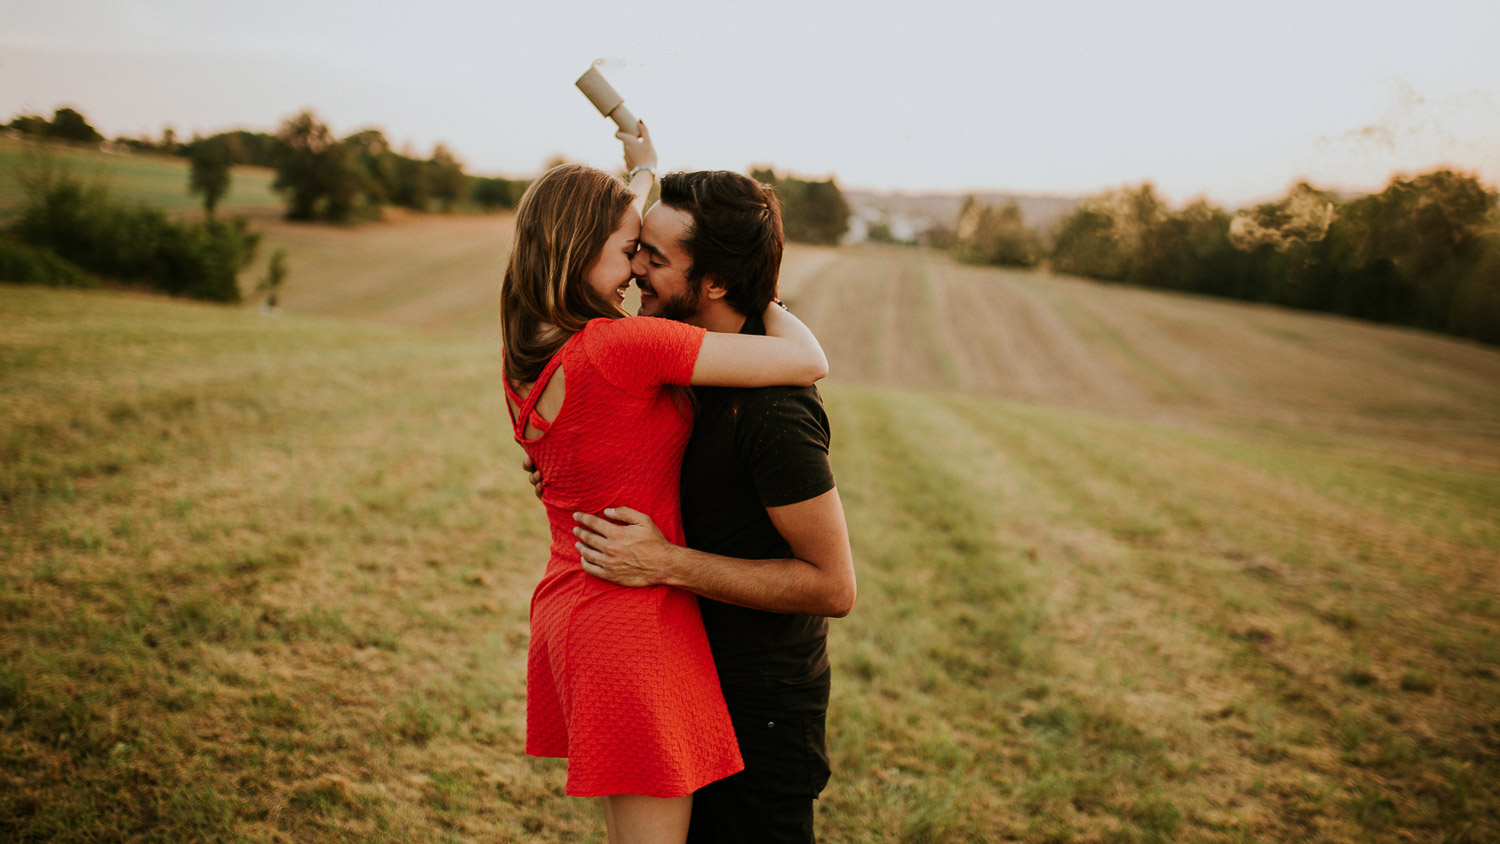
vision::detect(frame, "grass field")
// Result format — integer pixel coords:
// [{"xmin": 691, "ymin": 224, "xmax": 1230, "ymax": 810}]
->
[
  {"xmin": 3, "ymin": 154, "xmax": 1500, "ymax": 840},
  {"xmin": 238, "ymin": 212, "xmax": 514, "ymax": 336},
  {"xmin": 0, "ymin": 136, "xmax": 283, "ymax": 222}
]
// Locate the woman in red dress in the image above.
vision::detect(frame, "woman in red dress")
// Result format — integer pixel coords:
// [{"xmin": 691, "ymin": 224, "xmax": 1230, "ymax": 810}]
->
[{"xmin": 499, "ymin": 125, "xmax": 826, "ymax": 842}]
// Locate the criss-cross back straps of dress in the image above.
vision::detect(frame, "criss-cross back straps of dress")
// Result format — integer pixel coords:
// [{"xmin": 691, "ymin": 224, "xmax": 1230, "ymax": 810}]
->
[{"xmin": 502, "ymin": 352, "xmax": 566, "ymax": 442}]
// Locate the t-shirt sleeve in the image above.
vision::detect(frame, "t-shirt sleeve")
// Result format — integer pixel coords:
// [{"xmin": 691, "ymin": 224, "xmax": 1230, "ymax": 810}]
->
[
  {"xmin": 733, "ymin": 386, "xmax": 836, "ymax": 508},
  {"xmin": 581, "ymin": 317, "xmax": 707, "ymax": 397}
]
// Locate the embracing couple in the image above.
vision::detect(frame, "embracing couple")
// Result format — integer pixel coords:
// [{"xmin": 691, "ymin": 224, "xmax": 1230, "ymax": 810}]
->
[{"xmin": 500, "ymin": 121, "xmax": 856, "ymax": 843}]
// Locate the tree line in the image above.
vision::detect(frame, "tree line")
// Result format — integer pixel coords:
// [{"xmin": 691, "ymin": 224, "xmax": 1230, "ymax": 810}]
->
[
  {"xmin": 952, "ymin": 169, "xmax": 1500, "ymax": 345},
  {"xmin": 7, "ymin": 107, "xmax": 853, "ymax": 241},
  {"xmin": 2, "ymin": 106, "xmax": 857, "ymax": 303},
  {"xmin": 6, "ymin": 106, "xmax": 530, "ymax": 223},
  {"xmin": 259, "ymin": 111, "xmax": 529, "ymax": 222}
]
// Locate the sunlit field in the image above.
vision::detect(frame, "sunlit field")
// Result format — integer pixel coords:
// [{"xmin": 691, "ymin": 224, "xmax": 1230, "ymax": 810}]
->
[{"xmin": 3, "ymin": 155, "xmax": 1499, "ymax": 841}]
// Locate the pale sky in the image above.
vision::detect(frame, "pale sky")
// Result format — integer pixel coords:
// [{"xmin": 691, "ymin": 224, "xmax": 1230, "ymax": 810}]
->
[{"xmin": 3, "ymin": 0, "xmax": 1498, "ymax": 206}]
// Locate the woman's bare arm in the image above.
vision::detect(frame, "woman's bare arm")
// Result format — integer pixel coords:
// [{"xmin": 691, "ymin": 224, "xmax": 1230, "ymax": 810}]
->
[
  {"xmin": 616, "ymin": 121, "xmax": 657, "ymax": 217},
  {"xmin": 689, "ymin": 303, "xmax": 828, "ymax": 387}
]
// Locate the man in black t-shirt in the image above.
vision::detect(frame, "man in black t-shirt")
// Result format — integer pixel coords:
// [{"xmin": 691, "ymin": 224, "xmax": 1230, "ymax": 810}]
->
[{"xmin": 557, "ymin": 170, "xmax": 856, "ymax": 843}]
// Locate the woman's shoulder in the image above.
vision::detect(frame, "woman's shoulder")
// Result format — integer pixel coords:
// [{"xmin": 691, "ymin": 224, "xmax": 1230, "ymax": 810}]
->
[
  {"xmin": 580, "ymin": 316, "xmax": 703, "ymax": 352},
  {"xmin": 564, "ymin": 318, "xmax": 630, "ymax": 352},
  {"xmin": 580, "ymin": 315, "xmax": 686, "ymax": 336},
  {"xmin": 578, "ymin": 316, "xmax": 706, "ymax": 394}
]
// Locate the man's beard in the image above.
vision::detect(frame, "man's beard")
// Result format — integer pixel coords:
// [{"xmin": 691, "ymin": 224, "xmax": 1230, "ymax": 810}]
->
[{"xmin": 651, "ymin": 278, "xmax": 704, "ymax": 323}]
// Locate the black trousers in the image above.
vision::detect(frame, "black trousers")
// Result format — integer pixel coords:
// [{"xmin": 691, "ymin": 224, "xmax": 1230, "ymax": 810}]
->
[{"xmin": 687, "ymin": 714, "xmax": 831, "ymax": 844}]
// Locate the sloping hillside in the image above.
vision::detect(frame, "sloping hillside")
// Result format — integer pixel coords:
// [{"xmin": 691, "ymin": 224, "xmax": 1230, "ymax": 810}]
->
[
  {"xmin": 243, "ymin": 212, "xmax": 514, "ymax": 336},
  {"xmin": 779, "ymin": 244, "xmax": 1500, "ymax": 466}
]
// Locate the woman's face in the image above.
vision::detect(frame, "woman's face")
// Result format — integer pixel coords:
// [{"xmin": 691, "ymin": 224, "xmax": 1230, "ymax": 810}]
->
[{"xmin": 584, "ymin": 209, "xmax": 642, "ymax": 309}]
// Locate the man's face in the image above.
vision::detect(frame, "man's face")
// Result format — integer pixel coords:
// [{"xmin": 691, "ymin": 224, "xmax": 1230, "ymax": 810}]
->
[{"xmin": 632, "ymin": 203, "xmax": 703, "ymax": 323}]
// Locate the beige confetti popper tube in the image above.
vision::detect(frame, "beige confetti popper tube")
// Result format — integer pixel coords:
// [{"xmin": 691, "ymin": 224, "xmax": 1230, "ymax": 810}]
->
[{"xmin": 576, "ymin": 65, "xmax": 640, "ymax": 135}]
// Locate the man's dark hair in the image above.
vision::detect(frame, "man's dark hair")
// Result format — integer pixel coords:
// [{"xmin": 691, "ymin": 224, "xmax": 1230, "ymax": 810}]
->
[{"xmin": 659, "ymin": 170, "xmax": 784, "ymax": 317}]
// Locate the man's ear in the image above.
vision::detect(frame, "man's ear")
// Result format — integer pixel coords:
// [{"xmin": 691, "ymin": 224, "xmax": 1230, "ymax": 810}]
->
[{"xmin": 703, "ymin": 277, "xmax": 728, "ymax": 300}]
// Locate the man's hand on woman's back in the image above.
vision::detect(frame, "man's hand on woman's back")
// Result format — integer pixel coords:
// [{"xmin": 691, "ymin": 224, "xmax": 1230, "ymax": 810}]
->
[{"xmin": 522, "ymin": 455, "xmax": 544, "ymax": 500}]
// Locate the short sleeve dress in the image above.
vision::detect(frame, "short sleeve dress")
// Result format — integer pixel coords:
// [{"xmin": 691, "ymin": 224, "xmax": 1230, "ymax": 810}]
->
[{"xmin": 503, "ymin": 316, "xmax": 744, "ymax": 798}]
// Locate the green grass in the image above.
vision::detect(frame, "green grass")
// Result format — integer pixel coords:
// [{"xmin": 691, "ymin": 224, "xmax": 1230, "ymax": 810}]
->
[
  {"xmin": 2, "ymin": 281, "xmax": 1498, "ymax": 841},
  {"xmin": 0, "ymin": 136, "xmax": 282, "ymax": 221}
]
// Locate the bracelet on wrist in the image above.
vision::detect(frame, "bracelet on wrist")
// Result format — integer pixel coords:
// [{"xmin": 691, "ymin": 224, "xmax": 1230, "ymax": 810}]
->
[{"xmin": 628, "ymin": 165, "xmax": 656, "ymax": 181}]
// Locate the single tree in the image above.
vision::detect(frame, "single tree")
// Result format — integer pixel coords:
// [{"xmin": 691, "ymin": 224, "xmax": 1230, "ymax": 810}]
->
[
  {"xmin": 345, "ymin": 128, "xmax": 396, "ymax": 205},
  {"xmin": 189, "ymin": 136, "xmax": 238, "ymax": 218},
  {"xmin": 428, "ymin": 143, "xmax": 467, "ymax": 212},
  {"xmin": 273, "ymin": 110, "xmax": 365, "ymax": 222},
  {"xmin": 388, "ymin": 153, "xmax": 430, "ymax": 210},
  {"xmin": 751, "ymin": 168, "xmax": 850, "ymax": 245},
  {"xmin": 275, "ymin": 111, "xmax": 335, "ymax": 220},
  {"xmin": 46, "ymin": 107, "xmax": 104, "ymax": 144}
]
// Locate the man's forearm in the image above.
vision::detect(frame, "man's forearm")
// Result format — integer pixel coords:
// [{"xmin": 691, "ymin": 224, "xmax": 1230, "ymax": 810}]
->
[
  {"xmin": 572, "ymin": 492, "xmax": 856, "ymax": 617},
  {"xmin": 660, "ymin": 545, "xmax": 853, "ymax": 617}
]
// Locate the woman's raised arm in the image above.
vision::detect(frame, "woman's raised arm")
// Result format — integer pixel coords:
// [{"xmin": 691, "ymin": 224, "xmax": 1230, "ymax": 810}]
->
[
  {"xmin": 688, "ymin": 303, "xmax": 828, "ymax": 387},
  {"xmin": 615, "ymin": 121, "xmax": 657, "ymax": 218}
]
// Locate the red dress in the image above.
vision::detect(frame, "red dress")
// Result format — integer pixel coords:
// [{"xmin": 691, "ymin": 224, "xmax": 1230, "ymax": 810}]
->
[{"xmin": 503, "ymin": 317, "xmax": 744, "ymax": 797}]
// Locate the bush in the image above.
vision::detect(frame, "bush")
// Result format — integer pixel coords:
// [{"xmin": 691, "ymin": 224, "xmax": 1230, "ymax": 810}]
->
[
  {"xmin": 865, "ymin": 220, "xmax": 898, "ymax": 244},
  {"xmin": 4, "ymin": 106, "xmax": 104, "ymax": 144},
  {"xmin": 0, "ymin": 236, "xmax": 94, "ymax": 288},
  {"xmin": 954, "ymin": 198, "xmax": 1042, "ymax": 267},
  {"xmin": 1052, "ymin": 205, "xmax": 1128, "ymax": 280},
  {"xmin": 472, "ymin": 176, "xmax": 526, "ymax": 211},
  {"xmin": 10, "ymin": 166, "xmax": 259, "ymax": 302},
  {"xmin": 189, "ymin": 135, "xmax": 238, "ymax": 217}
]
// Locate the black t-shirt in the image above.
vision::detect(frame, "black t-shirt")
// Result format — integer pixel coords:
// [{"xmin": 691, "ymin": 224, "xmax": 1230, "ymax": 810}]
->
[{"xmin": 680, "ymin": 313, "xmax": 837, "ymax": 718}]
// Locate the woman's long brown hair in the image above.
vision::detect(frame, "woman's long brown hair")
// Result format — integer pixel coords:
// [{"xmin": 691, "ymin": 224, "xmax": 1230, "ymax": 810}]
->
[{"xmin": 500, "ymin": 164, "xmax": 634, "ymax": 387}]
